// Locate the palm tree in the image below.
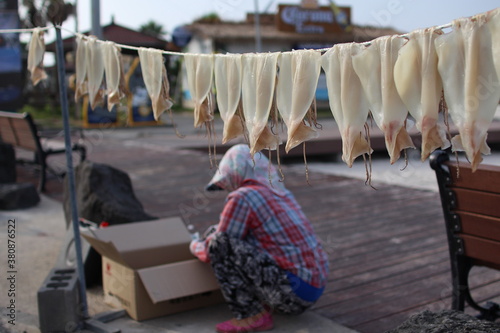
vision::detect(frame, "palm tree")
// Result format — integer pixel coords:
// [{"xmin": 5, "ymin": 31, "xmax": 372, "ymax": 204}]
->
[
  {"xmin": 139, "ymin": 20, "xmax": 166, "ymax": 38},
  {"xmin": 194, "ymin": 12, "xmax": 222, "ymax": 24},
  {"xmin": 21, "ymin": 0, "xmax": 75, "ymax": 27}
]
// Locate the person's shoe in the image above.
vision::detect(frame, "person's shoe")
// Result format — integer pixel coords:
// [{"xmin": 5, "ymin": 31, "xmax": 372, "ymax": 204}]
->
[{"xmin": 215, "ymin": 311, "xmax": 274, "ymax": 333}]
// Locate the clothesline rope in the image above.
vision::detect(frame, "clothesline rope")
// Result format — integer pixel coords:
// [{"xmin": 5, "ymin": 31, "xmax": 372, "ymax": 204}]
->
[
  {"xmin": 3, "ymin": 8, "xmax": 500, "ymax": 174},
  {"xmin": 314, "ymin": 22, "xmax": 454, "ymax": 52},
  {"xmin": 59, "ymin": 22, "xmax": 455, "ymax": 55},
  {"xmin": 57, "ymin": 25, "xmax": 187, "ymax": 56},
  {"xmin": 0, "ymin": 26, "xmax": 52, "ymax": 34},
  {"xmin": 0, "ymin": 17, "xmax": 456, "ymax": 56}
]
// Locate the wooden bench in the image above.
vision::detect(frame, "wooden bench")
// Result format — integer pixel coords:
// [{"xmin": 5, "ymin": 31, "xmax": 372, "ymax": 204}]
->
[
  {"xmin": 0, "ymin": 111, "xmax": 86, "ymax": 192},
  {"xmin": 430, "ymin": 150, "xmax": 500, "ymax": 321}
]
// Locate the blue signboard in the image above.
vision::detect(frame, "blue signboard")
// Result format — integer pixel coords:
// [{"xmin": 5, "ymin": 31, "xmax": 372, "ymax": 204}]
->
[
  {"xmin": 85, "ymin": 101, "xmax": 118, "ymax": 127},
  {"xmin": 172, "ymin": 26, "xmax": 192, "ymax": 48},
  {"xmin": 0, "ymin": 0, "xmax": 23, "ymax": 110}
]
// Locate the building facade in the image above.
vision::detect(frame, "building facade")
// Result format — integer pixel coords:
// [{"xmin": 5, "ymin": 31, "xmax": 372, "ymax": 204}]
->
[{"xmin": 181, "ymin": 3, "xmax": 400, "ymax": 108}]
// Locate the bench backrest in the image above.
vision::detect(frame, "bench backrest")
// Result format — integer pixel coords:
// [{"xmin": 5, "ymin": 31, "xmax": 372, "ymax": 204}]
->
[
  {"xmin": 0, "ymin": 111, "xmax": 42, "ymax": 153},
  {"xmin": 431, "ymin": 150, "xmax": 500, "ymax": 270}
]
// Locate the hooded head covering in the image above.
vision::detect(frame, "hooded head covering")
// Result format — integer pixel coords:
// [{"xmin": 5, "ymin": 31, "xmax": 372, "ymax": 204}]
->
[{"xmin": 206, "ymin": 144, "xmax": 287, "ymax": 196}]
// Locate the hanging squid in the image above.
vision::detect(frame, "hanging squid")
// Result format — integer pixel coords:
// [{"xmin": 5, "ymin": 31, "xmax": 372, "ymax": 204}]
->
[
  {"xmin": 27, "ymin": 28, "xmax": 48, "ymax": 86},
  {"xmin": 394, "ymin": 27, "xmax": 450, "ymax": 161},
  {"xmin": 435, "ymin": 14, "xmax": 500, "ymax": 171},
  {"xmin": 487, "ymin": 8, "xmax": 500, "ymax": 84},
  {"xmin": 138, "ymin": 47, "xmax": 173, "ymax": 120},
  {"xmin": 184, "ymin": 54, "xmax": 215, "ymax": 128},
  {"xmin": 86, "ymin": 37, "xmax": 106, "ymax": 110},
  {"xmin": 276, "ymin": 49, "xmax": 321, "ymax": 153},
  {"xmin": 102, "ymin": 41, "xmax": 128, "ymax": 112},
  {"xmin": 352, "ymin": 35, "xmax": 415, "ymax": 164},
  {"xmin": 214, "ymin": 53, "xmax": 244, "ymax": 144},
  {"xmin": 241, "ymin": 53, "xmax": 281, "ymax": 156},
  {"xmin": 321, "ymin": 43, "xmax": 372, "ymax": 167},
  {"xmin": 74, "ymin": 35, "xmax": 88, "ymax": 102}
]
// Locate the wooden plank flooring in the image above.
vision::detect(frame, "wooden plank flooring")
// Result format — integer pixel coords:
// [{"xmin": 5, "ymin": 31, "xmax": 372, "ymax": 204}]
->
[{"xmin": 18, "ymin": 124, "xmax": 500, "ymax": 333}]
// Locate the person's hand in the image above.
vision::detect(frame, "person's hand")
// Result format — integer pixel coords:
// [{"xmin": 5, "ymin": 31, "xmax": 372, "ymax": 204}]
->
[
  {"xmin": 203, "ymin": 224, "xmax": 218, "ymax": 239},
  {"xmin": 189, "ymin": 237, "xmax": 200, "ymax": 256}
]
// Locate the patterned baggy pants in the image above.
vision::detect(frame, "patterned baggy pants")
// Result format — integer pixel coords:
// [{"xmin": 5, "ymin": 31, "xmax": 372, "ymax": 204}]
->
[{"xmin": 208, "ymin": 232, "xmax": 313, "ymax": 319}]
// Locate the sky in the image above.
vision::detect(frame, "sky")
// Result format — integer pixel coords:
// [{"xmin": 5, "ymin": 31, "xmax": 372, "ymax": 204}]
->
[{"xmin": 69, "ymin": 0, "xmax": 500, "ymax": 38}]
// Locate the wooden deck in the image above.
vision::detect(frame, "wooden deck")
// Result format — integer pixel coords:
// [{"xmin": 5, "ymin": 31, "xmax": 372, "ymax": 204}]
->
[{"xmin": 16, "ymin": 118, "xmax": 500, "ymax": 332}]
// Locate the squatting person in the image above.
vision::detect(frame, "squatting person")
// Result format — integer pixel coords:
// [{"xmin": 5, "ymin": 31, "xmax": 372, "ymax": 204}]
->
[{"xmin": 190, "ymin": 144, "xmax": 329, "ymax": 333}]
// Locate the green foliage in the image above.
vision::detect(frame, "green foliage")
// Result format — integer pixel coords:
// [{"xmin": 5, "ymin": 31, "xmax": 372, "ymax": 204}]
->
[
  {"xmin": 21, "ymin": 103, "xmax": 61, "ymax": 118},
  {"xmin": 194, "ymin": 12, "xmax": 222, "ymax": 24},
  {"xmin": 139, "ymin": 20, "xmax": 166, "ymax": 38},
  {"xmin": 21, "ymin": 0, "xmax": 75, "ymax": 27},
  {"xmin": 20, "ymin": 103, "xmax": 81, "ymax": 129}
]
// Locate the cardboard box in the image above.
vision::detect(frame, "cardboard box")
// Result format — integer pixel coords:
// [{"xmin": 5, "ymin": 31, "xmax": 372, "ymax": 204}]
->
[{"xmin": 81, "ymin": 217, "xmax": 224, "ymax": 321}]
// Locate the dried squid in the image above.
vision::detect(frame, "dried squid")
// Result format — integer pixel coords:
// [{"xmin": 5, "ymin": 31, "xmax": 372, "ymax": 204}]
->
[
  {"xmin": 86, "ymin": 37, "xmax": 105, "ymax": 110},
  {"xmin": 276, "ymin": 50, "xmax": 321, "ymax": 153},
  {"xmin": 138, "ymin": 48, "xmax": 173, "ymax": 120},
  {"xmin": 241, "ymin": 53, "xmax": 280, "ymax": 155},
  {"xmin": 321, "ymin": 43, "xmax": 372, "ymax": 167},
  {"xmin": 352, "ymin": 35, "xmax": 415, "ymax": 164},
  {"xmin": 74, "ymin": 35, "xmax": 88, "ymax": 102},
  {"xmin": 435, "ymin": 15, "xmax": 500, "ymax": 171},
  {"xmin": 27, "ymin": 28, "xmax": 47, "ymax": 86},
  {"xmin": 214, "ymin": 54, "xmax": 244, "ymax": 143},
  {"xmin": 102, "ymin": 41, "xmax": 127, "ymax": 112},
  {"xmin": 394, "ymin": 27, "xmax": 449, "ymax": 161},
  {"xmin": 184, "ymin": 54, "xmax": 215, "ymax": 128},
  {"xmin": 487, "ymin": 8, "xmax": 500, "ymax": 83}
]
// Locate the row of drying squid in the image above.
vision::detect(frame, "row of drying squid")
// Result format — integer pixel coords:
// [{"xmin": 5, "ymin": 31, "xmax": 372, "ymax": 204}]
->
[{"xmin": 27, "ymin": 8, "xmax": 500, "ymax": 171}]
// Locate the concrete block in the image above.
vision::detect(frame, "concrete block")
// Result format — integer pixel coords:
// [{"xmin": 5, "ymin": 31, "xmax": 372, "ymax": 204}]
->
[{"xmin": 37, "ymin": 268, "xmax": 83, "ymax": 332}]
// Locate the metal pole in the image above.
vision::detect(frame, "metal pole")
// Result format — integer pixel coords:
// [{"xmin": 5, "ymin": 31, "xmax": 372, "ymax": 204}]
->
[
  {"xmin": 55, "ymin": 26, "xmax": 89, "ymax": 322},
  {"xmin": 254, "ymin": 0, "xmax": 262, "ymax": 52},
  {"xmin": 91, "ymin": 0, "xmax": 102, "ymax": 38},
  {"xmin": 74, "ymin": 0, "xmax": 81, "ymax": 119},
  {"xmin": 74, "ymin": 0, "xmax": 79, "ymax": 32}
]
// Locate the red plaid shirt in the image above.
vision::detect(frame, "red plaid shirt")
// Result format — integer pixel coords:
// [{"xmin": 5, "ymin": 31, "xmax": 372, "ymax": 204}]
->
[{"xmin": 190, "ymin": 180, "xmax": 329, "ymax": 288}]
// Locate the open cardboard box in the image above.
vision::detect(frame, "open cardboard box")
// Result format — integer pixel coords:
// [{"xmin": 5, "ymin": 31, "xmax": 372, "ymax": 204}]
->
[{"xmin": 81, "ymin": 217, "xmax": 224, "ymax": 321}]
